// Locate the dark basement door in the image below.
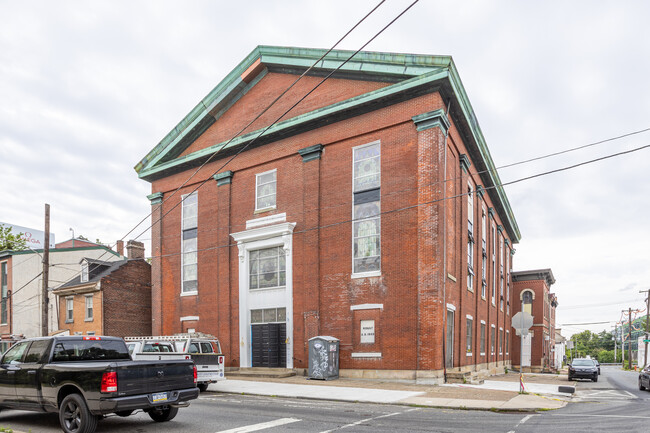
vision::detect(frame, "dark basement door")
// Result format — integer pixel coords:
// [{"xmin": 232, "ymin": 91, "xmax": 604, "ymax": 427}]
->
[{"xmin": 251, "ymin": 323, "xmax": 287, "ymax": 367}]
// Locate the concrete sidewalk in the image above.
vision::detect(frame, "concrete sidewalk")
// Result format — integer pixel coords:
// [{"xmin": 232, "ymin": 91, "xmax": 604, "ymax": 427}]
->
[{"xmin": 209, "ymin": 376, "xmax": 569, "ymax": 411}]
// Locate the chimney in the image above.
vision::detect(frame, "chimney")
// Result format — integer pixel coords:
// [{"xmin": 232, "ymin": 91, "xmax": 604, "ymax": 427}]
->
[
  {"xmin": 126, "ymin": 240, "xmax": 145, "ymax": 260},
  {"xmin": 116, "ymin": 240, "xmax": 124, "ymax": 257}
]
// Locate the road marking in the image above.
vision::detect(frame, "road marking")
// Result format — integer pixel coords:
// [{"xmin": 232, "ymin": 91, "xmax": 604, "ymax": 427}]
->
[
  {"xmin": 507, "ymin": 414, "xmax": 536, "ymax": 433},
  {"xmin": 573, "ymin": 390, "xmax": 637, "ymax": 401},
  {"xmin": 318, "ymin": 408, "xmax": 419, "ymax": 433},
  {"xmin": 551, "ymin": 413, "xmax": 650, "ymax": 419},
  {"xmin": 215, "ymin": 418, "xmax": 300, "ymax": 433}
]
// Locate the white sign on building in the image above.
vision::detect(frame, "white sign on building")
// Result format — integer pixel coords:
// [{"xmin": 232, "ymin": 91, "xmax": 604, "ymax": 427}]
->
[
  {"xmin": 360, "ymin": 320, "xmax": 375, "ymax": 344},
  {"xmin": 0, "ymin": 222, "xmax": 55, "ymax": 249}
]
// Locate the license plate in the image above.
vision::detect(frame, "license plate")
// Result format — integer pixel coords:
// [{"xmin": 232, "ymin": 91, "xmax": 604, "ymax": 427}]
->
[{"xmin": 152, "ymin": 392, "xmax": 168, "ymax": 402}]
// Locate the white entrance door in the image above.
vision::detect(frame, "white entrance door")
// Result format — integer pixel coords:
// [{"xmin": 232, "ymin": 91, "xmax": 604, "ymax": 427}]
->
[{"xmin": 522, "ymin": 334, "xmax": 532, "ymax": 367}]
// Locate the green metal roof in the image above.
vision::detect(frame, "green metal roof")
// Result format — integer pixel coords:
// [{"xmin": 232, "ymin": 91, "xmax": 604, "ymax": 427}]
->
[{"xmin": 134, "ymin": 45, "xmax": 520, "ymax": 242}]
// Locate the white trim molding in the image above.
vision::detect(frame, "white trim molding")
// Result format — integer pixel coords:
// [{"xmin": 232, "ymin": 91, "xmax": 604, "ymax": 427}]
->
[
  {"xmin": 231, "ymin": 222, "xmax": 296, "ymax": 369},
  {"xmin": 350, "ymin": 303, "xmax": 383, "ymax": 311},
  {"xmin": 180, "ymin": 316, "xmax": 199, "ymax": 322},
  {"xmin": 351, "ymin": 352, "xmax": 382, "ymax": 358},
  {"xmin": 446, "ymin": 303, "xmax": 456, "ymax": 311},
  {"xmin": 246, "ymin": 212, "xmax": 287, "ymax": 230}
]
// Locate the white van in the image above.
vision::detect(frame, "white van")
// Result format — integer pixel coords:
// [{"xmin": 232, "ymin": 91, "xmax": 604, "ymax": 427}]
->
[{"xmin": 125, "ymin": 334, "xmax": 225, "ymax": 392}]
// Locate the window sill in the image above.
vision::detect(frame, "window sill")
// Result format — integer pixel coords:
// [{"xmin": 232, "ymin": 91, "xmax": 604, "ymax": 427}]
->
[
  {"xmin": 65, "ymin": 320, "xmax": 73, "ymax": 324},
  {"xmin": 351, "ymin": 352, "xmax": 382, "ymax": 358},
  {"xmin": 254, "ymin": 206, "xmax": 276, "ymax": 214},
  {"xmin": 480, "ymin": 352, "xmax": 486, "ymax": 356},
  {"xmin": 466, "ymin": 352, "xmax": 472, "ymax": 357},
  {"xmin": 351, "ymin": 271, "xmax": 381, "ymax": 279},
  {"xmin": 85, "ymin": 318, "xmax": 93, "ymax": 322},
  {"xmin": 181, "ymin": 291, "xmax": 198, "ymax": 297},
  {"xmin": 250, "ymin": 286, "xmax": 286, "ymax": 292}
]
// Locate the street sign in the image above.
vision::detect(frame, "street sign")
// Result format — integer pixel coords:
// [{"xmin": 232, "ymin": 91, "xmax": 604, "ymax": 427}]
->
[
  {"xmin": 511, "ymin": 311, "xmax": 533, "ymax": 334},
  {"xmin": 644, "ymin": 340, "xmax": 650, "ymax": 343}
]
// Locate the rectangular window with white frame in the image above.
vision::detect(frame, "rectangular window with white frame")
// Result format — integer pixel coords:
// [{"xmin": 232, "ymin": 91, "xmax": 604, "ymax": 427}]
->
[
  {"xmin": 499, "ymin": 235, "xmax": 504, "ymax": 311},
  {"xmin": 506, "ymin": 247, "xmax": 510, "ymax": 315},
  {"xmin": 506, "ymin": 330, "xmax": 510, "ymax": 354},
  {"xmin": 352, "ymin": 141, "xmax": 381, "ymax": 276},
  {"xmin": 255, "ymin": 169, "xmax": 277, "ymax": 211},
  {"xmin": 249, "ymin": 246, "xmax": 286, "ymax": 290},
  {"xmin": 481, "ymin": 209, "xmax": 487, "ymax": 299},
  {"xmin": 490, "ymin": 324, "xmax": 496, "ymax": 355},
  {"xmin": 66, "ymin": 297, "xmax": 74, "ymax": 323},
  {"xmin": 467, "ymin": 181, "xmax": 474, "ymax": 292},
  {"xmin": 181, "ymin": 192, "xmax": 198, "ymax": 295},
  {"xmin": 466, "ymin": 315, "xmax": 473, "ymax": 356},
  {"xmin": 499, "ymin": 327, "xmax": 504, "ymax": 355},
  {"xmin": 85, "ymin": 295, "xmax": 93, "ymax": 321},
  {"xmin": 81, "ymin": 260, "xmax": 89, "ymax": 283},
  {"xmin": 491, "ymin": 225, "xmax": 496, "ymax": 305},
  {"xmin": 480, "ymin": 321, "xmax": 486, "ymax": 355}
]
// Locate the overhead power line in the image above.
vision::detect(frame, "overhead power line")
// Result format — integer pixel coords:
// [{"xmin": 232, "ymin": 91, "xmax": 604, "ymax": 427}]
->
[{"xmin": 54, "ymin": 0, "xmax": 419, "ymax": 288}]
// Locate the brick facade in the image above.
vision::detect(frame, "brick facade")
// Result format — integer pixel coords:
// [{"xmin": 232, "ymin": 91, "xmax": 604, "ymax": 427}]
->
[
  {"xmin": 138, "ymin": 47, "xmax": 521, "ymax": 382},
  {"xmin": 511, "ymin": 269, "xmax": 557, "ymax": 372}
]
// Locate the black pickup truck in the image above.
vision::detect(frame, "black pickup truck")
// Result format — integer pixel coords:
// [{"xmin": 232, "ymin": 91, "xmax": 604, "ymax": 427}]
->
[{"xmin": 0, "ymin": 335, "xmax": 199, "ymax": 433}]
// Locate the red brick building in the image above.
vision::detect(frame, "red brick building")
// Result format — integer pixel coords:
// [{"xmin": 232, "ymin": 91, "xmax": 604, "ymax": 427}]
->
[
  {"xmin": 511, "ymin": 269, "xmax": 557, "ymax": 372},
  {"xmin": 136, "ymin": 46, "xmax": 521, "ymax": 382},
  {"xmin": 53, "ymin": 240, "xmax": 151, "ymax": 338}
]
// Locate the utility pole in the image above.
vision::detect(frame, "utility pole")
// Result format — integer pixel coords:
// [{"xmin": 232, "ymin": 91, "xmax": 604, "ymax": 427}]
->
[
  {"xmin": 614, "ymin": 324, "xmax": 617, "ymax": 365},
  {"xmin": 628, "ymin": 308, "xmax": 633, "ymax": 370},
  {"xmin": 641, "ymin": 289, "xmax": 650, "ymax": 368},
  {"xmin": 41, "ymin": 204, "xmax": 50, "ymax": 337}
]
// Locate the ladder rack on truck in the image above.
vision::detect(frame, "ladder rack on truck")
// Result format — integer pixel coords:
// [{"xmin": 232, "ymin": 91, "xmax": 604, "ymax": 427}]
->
[{"xmin": 125, "ymin": 334, "xmax": 225, "ymax": 392}]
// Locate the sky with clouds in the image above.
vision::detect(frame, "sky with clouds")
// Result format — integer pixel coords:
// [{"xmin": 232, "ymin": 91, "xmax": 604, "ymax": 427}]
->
[{"xmin": 1, "ymin": 0, "xmax": 649, "ymax": 338}]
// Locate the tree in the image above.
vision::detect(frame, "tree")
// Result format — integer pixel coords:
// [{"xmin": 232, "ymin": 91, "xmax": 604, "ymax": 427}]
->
[{"xmin": 0, "ymin": 224, "xmax": 28, "ymax": 251}]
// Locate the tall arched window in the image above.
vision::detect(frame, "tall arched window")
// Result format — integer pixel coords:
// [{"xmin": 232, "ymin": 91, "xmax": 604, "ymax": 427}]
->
[{"xmin": 522, "ymin": 290, "xmax": 533, "ymax": 315}]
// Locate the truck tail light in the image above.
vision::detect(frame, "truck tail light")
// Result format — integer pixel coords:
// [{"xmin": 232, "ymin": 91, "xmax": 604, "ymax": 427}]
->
[
  {"xmin": 101, "ymin": 371, "xmax": 118, "ymax": 393},
  {"xmin": 193, "ymin": 365, "xmax": 197, "ymax": 384},
  {"xmin": 218, "ymin": 356, "xmax": 224, "ymax": 364},
  {"xmin": 83, "ymin": 336, "xmax": 101, "ymax": 340}
]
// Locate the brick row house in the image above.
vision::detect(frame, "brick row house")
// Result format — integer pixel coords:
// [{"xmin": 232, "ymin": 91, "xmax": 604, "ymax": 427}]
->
[
  {"xmin": 511, "ymin": 269, "xmax": 558, "ymax": 372},
  {"xmin": 53, "ymin": 240, "xmax": 152, "ymax": 338},
  {"xmin": 136, "ymin": 46, "xmax": 521, "ymax": 382},
  {"xmin": 0, "ymin": 237, "xmax": 124, "ymax": 350}
]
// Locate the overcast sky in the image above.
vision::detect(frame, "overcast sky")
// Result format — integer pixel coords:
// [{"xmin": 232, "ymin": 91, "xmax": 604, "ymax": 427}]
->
[{"xmin": 1, "ymin": 1, "xmax": 649, "ymax": 338}]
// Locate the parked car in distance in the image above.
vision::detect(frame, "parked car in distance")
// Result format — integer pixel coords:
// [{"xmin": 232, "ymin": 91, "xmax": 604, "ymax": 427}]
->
[
  {"xmin": 0, "ymin": 335, "xmax": 199, "ymax": 433},
  {"xmin": 595, "ymin": 360, "xmax": 600, "ymax": 375},
  {"xmin": 568, "ymin": 358, "xmax": 598, "ymax": 382},
  {"xmin": 639, "ymin": 365, "xmax": 650, "ymax": 391}
]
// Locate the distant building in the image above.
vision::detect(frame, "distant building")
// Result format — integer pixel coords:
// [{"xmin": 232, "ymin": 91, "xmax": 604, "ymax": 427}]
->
[
  {"xmin": 511, "ymin": 269, "xmax": 557, "ymax": 372},
  {"xmin": 54, "ymin": 240, "xmax": 151, "ymax": 337},
  {"xmin": 554, "ymin": 328, "xmax": 566, "ymax": 368},
  {"xmin": 0, "ymin": 237, "xmax": 123, "ymax": 350}
]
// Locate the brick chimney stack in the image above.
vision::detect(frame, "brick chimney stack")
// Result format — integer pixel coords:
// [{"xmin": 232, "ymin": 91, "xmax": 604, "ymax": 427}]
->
[
  {"xmin": 126, "ymin": 240, "xmax": 145, "ymax": 260},
  {"xmin": 116, "ymin": 240, "xmax": 124, "ymax": 257}
]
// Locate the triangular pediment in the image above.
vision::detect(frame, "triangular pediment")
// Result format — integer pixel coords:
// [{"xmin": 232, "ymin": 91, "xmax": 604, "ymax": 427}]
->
[{"xmin": 135, "ymin": 45, "xmax": 450, "ymax": 181}]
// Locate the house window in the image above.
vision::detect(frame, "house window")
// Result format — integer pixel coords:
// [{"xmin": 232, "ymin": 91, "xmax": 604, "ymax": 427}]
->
[
  {"xmin": 490, "ymin": 325, "xmax": 496, "ymax": 355},
  {"xmin": 249, "ymin": 247, "xmax": 286, "ymax": 290},
  {"xmin": 491, "ymin": 225, "xmax": 496, "ymax": 305},
  {"xmin": 481, "ymin": 210, "xmax": 487, "ymax": 299},
  {"xmin": 1, "ymin": 262, "xmax": 7, "ymax": 325},
  {"xmin": 480, "ymin": 321, "xmax": 486, "ymax": 355},
  {"xmin": 250, "ymin": 307, "xmax": 286, "ymax": 323},
  {"xmin": 506, "ymin": 330, "xmax": 510, "ymax": 354},
  {"xmin": 85, "ymin": 296, "xmax": 93, "ymax": 321},
  {"xmin": 66, "ymin": 297, "xmax": 74, "ymax": 323},
  {"xmin": 81, "ymin": 261, "xmax": 89, "ymax": 283},
  {"xmin": 499, "ymin": 236, "xmax": 504, "ymax": 311},
  {"xmin": 523, "ymin": 290, "xmax": 533, "ymax": 315},
  {"xmin": 182, "ymin": 192, "xmax": 198, "ymax": 294},
  {"xmin": 352, "ymin": 142, "xmax": 380, "ymax": 275},
  {"xmin": 467, "ymin": 182, "xmax": 474, "ymax": 292},
  {"xmin": 255, "ymin": 169, "xmax": 277, "ymax": 211},
  {"xmin": 466, "ymin": 316, "xmax": 473, "ymax": 356},
  {"xmin": 506, "ymin": 248, "xmax": 510, "ymax": 315},
  {"xmin": 499, "ymin": 328, "xmax": 504, "ymax": 355}
]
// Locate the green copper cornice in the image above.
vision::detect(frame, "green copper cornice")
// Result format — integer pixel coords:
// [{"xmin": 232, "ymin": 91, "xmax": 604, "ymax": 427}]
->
[
  {"xmin": 135, "ymin": 45, "xmax": 520, "ymax": 243},
  {"xmin": 412, "ymin": 108, "xmax": 450, "ymax": 135},
  {"xmin": 147, "ymin": 192, "xmax": 163, "ymax": 205}
]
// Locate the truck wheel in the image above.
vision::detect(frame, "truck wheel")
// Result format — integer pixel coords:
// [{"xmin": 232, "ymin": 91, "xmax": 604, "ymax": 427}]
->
[
  {"xmin": 197, "ymin": 383, "xmax": 209, "ymax": 392},
  {"xmin": 148, "ymin": 405, "xmax": 179, "ymax": 422},
  {"xmin": 59, "ymin": 393, "xmax": 99, "ymax": 433},
  {"xmin": 639, "ymin": 378, "xmax": 645, "ymax": 391}
]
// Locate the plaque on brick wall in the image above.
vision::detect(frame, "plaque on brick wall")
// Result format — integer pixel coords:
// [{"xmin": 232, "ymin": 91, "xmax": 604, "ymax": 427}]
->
[{"xmin": 360, "ymin": 320, "xmax": 375, "ymax": 344}]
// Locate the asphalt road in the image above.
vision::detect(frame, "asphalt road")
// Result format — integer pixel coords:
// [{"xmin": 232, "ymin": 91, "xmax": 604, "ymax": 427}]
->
[{"xmin": 0, "ymin": 366, "xmax": 648, "ymax": 432}]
